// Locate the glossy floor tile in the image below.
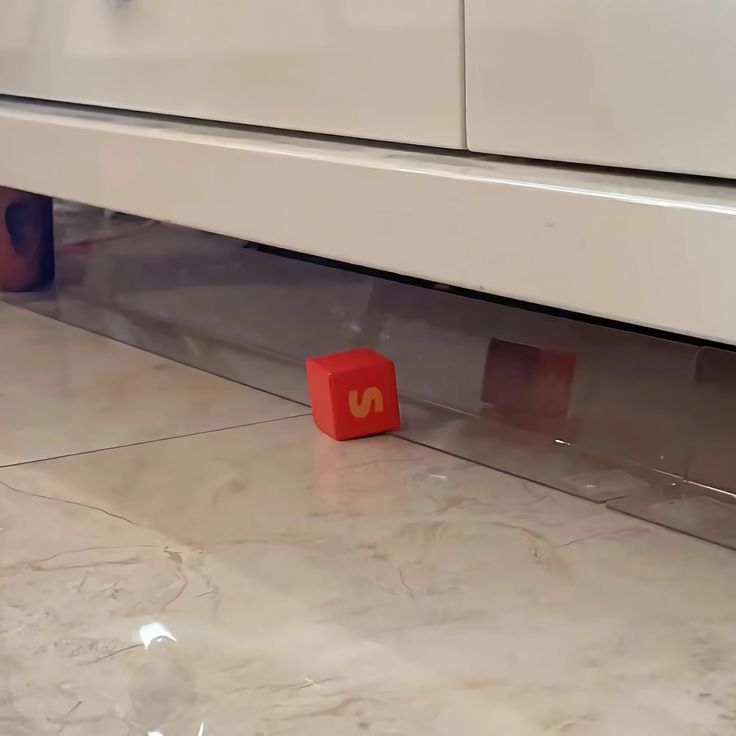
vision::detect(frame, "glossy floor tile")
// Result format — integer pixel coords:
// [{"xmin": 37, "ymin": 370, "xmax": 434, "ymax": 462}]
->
[
  {"xmin": 2, "ymin": 414, "xmax": 736, "ymax": 735},
  {"xmin": 610, "ymin": 482, "xmax": 736, "ymax": 550},
  {"xmin": 0, "ymin": 302, "xmax": 306, "ymax": 466}
]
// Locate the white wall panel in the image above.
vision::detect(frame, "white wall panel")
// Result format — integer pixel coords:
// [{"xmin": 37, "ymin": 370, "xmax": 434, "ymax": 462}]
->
[{"xmin": 466, "ymin": 0, "xmax": 736, "ymax": 177}]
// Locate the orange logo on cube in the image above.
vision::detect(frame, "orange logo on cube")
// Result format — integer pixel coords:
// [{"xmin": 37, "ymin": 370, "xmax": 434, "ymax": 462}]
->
[{"xmin": 307, "ymin": 349, "xmax": 400, "ymax": 440}]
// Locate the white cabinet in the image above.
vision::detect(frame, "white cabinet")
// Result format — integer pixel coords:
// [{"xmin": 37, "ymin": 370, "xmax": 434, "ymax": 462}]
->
[
  {"xmin": 0, "ymin": 0, "xmax": 465, "ymax": 147},
  {"xmin": 466, "ymin": 0, "xmax": 736, "ymax": 177}
]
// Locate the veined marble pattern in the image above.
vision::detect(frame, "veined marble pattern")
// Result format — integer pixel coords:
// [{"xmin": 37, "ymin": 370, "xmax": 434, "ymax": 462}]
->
[
  {"xmin": 0, "ymin": 303, "xmax": 306, "ymax": 466},
  {"xmin": 1, "ymin": 416, "xmax": 735, "ymax": 735}
]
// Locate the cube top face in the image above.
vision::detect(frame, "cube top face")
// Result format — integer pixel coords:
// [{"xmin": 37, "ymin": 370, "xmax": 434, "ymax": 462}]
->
[
  {"xmin": 309, "ymin": 348, "xmax": 391, "ymax": 375},
  {"xmin": 307, "ymin": 349, "xmax": 400, "ymax": 441}
]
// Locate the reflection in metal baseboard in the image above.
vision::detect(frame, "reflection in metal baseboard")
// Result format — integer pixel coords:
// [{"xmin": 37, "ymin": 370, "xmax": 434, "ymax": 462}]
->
[{"xmin": 6, "ymin": 202, "xmax": 736, "ymax": 550}]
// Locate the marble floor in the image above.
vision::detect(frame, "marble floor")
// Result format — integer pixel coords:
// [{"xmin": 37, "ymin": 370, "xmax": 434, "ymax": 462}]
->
[{"xmin": 1, "ymin": 303, "xmax": 736, "ymax": 736}]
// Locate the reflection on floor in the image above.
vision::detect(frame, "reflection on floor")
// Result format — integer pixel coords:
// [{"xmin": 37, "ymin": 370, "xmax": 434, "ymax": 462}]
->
[{"xmin": 2, "ymin": 302, "xmax": 736, "ymax": 735}]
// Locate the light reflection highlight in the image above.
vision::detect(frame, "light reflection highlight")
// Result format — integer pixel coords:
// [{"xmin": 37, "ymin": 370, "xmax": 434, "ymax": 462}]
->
[{"xmin": 138, "ymin": 622, "xmax": 177, "ymax": 649}]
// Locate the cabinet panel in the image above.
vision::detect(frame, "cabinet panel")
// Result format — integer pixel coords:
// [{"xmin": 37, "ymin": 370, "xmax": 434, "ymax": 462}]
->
[
  {"xmin": 466, "ymin": 0, "xmax": 736, "ymax": 177},
  {"xmin": 0, "ymin": 0, "xmax": 465, "ymax": 147}
]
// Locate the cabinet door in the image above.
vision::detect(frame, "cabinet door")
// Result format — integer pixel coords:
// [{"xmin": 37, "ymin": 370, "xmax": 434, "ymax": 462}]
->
[
  {"xmin": 0, "ymin": 0, "xmax": 465, "ymax": 147},
  {"xmin": 466, "ymin": 0, "xmax": 736, "ymax": 177}
]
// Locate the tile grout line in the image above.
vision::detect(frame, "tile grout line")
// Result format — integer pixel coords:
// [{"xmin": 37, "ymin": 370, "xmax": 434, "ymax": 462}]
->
[{"xmin": 0, "ymin": 411, "xmax": 312, "ymax": 471}]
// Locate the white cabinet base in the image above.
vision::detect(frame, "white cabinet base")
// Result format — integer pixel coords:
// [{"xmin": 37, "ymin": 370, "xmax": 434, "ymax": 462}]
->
[{"xmin": 2, "ymin": 99, "xmax": 736, "ymax": 344}]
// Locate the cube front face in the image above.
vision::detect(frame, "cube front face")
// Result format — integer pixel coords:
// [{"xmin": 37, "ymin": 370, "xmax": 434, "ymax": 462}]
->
[{"xmin": 307, "ymin": 350, "xmax": 400, "ymax": 440}]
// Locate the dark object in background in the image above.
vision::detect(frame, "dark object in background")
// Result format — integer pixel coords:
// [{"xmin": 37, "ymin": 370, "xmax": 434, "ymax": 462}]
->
[
  {"xmin": 482, "ymin": 338, "xmax": 576, "ymax": 436},
  {"xmin": 0, "ymin": 187, "xmax": 54, "ymax": 292}
]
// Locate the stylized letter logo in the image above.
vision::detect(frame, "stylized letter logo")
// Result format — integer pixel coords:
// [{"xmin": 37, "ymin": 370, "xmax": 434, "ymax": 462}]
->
[{"xmin": 348, "ymin": 387, "xmax": 384, "ymax": 418}]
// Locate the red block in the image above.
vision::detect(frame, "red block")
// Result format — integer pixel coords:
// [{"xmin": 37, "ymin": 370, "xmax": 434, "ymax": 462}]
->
[{"xmin": 307, "ymin": 349, "xmax": 400, "ymax": 440}]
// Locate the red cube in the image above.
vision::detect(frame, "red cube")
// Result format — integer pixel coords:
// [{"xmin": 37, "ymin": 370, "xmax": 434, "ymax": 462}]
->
[{"xmin": 307, "ymin": 349, "xmax": 400, "ymax": 440}]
